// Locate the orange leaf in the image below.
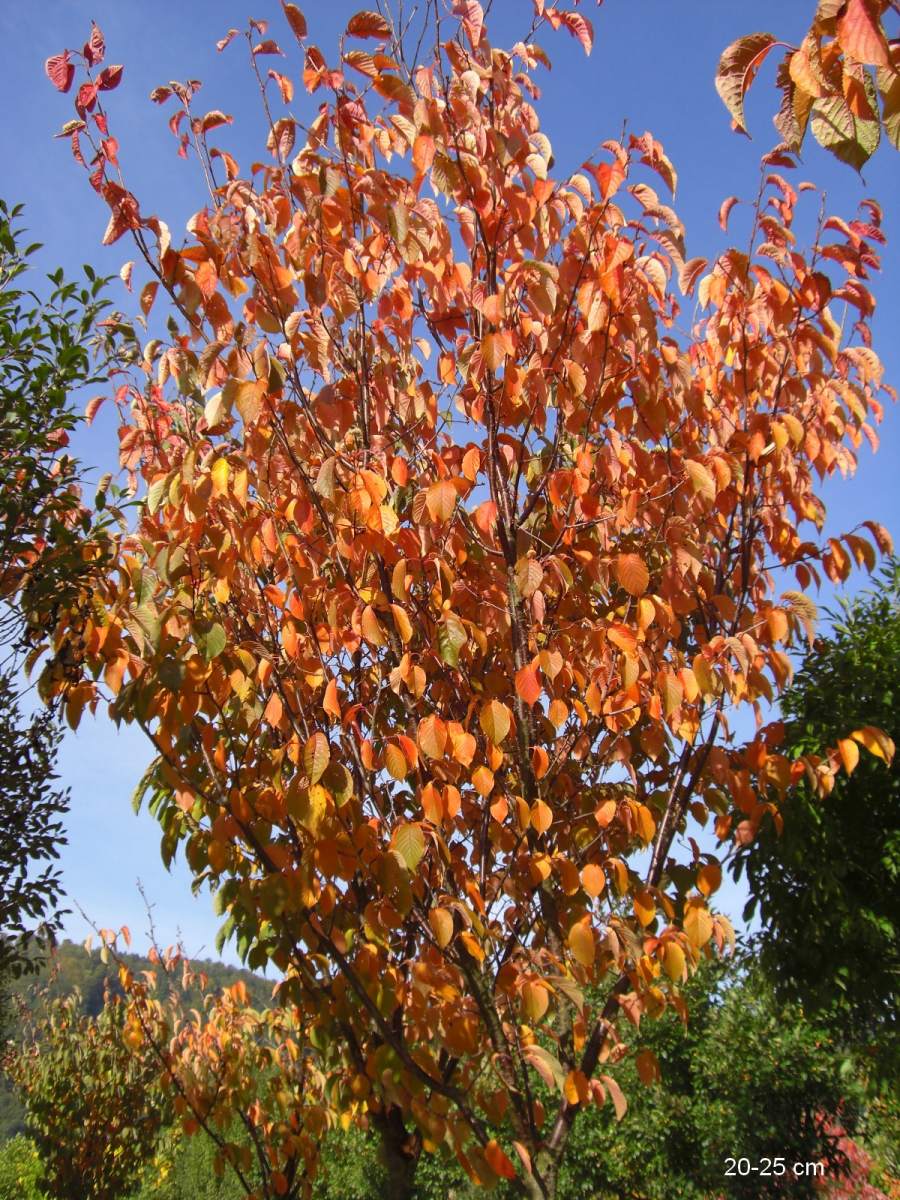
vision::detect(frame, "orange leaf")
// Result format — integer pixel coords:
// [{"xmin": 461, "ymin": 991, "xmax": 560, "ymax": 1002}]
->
[
  {"xmin": 323, "ymin": 678, "xmax": 341, "ymax": 720},
  {"xmin": 581, "ymin": 863, "xmax": 606, "ymax": 899},
  {"xmin": 471, "ymin": 765, "xmax": 495, "ymax": 796},
  {"xmin": 600, "ymin": 1073, "xmax": 628, "ymax": 1120},
  {"xmin": 418, "ymin": 714, "xmax": 448, "ymax": 759},
  {"xmin": 696, "ymin": 862, "xmax": 722, "ymax": 897},
  {"xmin": 425, "ymin": 478, "xmax": 457, "ymax": 522},
  {"xmin": 515, "ymin": 664, "xmax": 541, "ymax": 706},
  {"xmin": 614, "ymin": 553, "xmax": 649, "ymax": 596},
  {"xmin": 837, "ymin": 737, "xmax": 860, "ymax": 774},
  {"xmin": 636, "ymin": 1048, "xmax": 661, "ymax": 1085},
  {"xmin": 484, "ymin": 1140, "xmax": 517, "ymax": 1181},
  {"xmin": 530, "ymin": 800, "xmax": 553, "ymax": 834}
]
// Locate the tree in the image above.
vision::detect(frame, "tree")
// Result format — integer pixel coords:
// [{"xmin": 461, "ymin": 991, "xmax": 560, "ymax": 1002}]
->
[
  {"xmin": 0, "ymin": 200, "xmax": 117, "ymax": 976},
  {"xmin": 716, "ymin": 0, "xmax": 899, "ymax": 170},
  {"xmin": 735, "ymin": 564, "xmax": 900, "ymax": 1079},
  {"xmin": 3, "ymin": 983, "xmax": 167, "ymax": 1200},
  {"xmin": 39, "ymin": 4, "xmax": 894, "ymax": 1197}
]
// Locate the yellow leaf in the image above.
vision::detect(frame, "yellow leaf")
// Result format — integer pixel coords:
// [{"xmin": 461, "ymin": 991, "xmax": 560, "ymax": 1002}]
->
[
  {"xmin": 851, "ymin": 725, "xmax": 895, "ymax": 763},
  {"xmin": 522, "ymin": 980, "xmax": 549, "ymax": 1022},
  {"xmin": 696, "ymin": 862, "xmax": 722, "ymax": 897},
  {"xmin": 390, "ymin": 604, "xmax": 413, "ymax": 644},
  {"xmin": 480, "ymin": 699, "xmax": 511, "ymax": 744},
  {"xmin": 210, "ymin": 457, "xmax": 230, "ymax": 496},
  {"xmin": 391, "ymin": 822, "xmax": 425, "ymax": 870},
  {"xmin": 384, "ymin": 742, "xmax": 409, "ymax": 780},
  {"xmin": 361, "ymin": 604, "xmax": 387, "ymax": 646},
  {"xmin": 633, "ymin": 889, "xmax": 656, "ymax": 928},
  {"xmin": 662, "ymin": 941, "xmax": 685, "ymax": 981},
  {"xmin": 683, "ymin": 897, "xmax": 713, "ymax": 948},
  {"xmin": 568, "ymin": 918, "xmax": 595, "ymax": 967},
  {"xmin": 428, "ymin": 907, "xmax": 454, "ymax": 948}
]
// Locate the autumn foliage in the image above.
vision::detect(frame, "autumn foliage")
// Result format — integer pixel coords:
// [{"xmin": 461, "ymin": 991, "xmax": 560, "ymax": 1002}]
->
[
  {"xmin": 717, "ymin": 0, "xmax": 899, "ymax": 170},
  {"xmin": 34, "ymin": 3, "xmax": 896, "ymax": 1197}
]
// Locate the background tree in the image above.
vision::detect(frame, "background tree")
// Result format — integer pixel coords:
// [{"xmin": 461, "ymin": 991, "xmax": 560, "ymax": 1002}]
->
[
  {"xmin": 735, "ymin": 563, "xmax": 900, "ymax": 1083},
  {"xmin": 39, "ymin": 4, "xmax": 895, "ymax": 1197},
  {"xmin": 0, "ymin": 199, "xmax": 118, "ymax": 977},
  {"xmin": 3, "ymin": 983, "xmax": 168, "ymax": 1200}
]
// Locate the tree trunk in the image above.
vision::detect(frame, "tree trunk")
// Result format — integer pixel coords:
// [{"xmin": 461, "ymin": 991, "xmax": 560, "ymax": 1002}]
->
[{"xmin": 370, "ymin": 1103, "xmax": 421, "ymax": 1200}]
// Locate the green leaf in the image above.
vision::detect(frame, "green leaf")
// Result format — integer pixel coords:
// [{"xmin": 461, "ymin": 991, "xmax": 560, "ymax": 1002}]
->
[
  {"xmin": 199, "ymin": 622, "xmax": 227, "ymax": 661},
  {"xmin": 810, "ymin": 72, "xmax": 881, "ymax": 170},
  {"xmin": 437, "ymin": 611, "xmax": 467, "ymax": 666}
]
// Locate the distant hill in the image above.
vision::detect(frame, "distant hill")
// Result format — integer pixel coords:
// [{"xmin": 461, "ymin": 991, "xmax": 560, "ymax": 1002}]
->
[{"xmin": 0, "ymin": 940, "xmax": 271, "ymax": 1142}]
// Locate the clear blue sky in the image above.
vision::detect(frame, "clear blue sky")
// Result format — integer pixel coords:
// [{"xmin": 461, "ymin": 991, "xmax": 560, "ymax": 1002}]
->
[{"xmin": 3, "ymin": 2, "xmax": 897, "ymax": 963}]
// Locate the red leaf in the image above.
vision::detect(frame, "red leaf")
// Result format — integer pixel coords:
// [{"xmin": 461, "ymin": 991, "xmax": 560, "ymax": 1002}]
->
[
  {"xmin": 85, "ymin": 22, "xmax": 105, "ymax": 67},
  {"xmin": 347, "ymin": 10, "xmax": 391, "ymax": 39},
  {"xmin": 97, "ymin": 65, "xmax": 124, "ymax": 91},
  {"xmin": 559, "ymin": 11, "xmax": 593, "ymax": 55},
  {"xmin": 45, "ymin": 52, "xmax": 74, "ymax": 93},
  {"xmin": 718, "ymin": 196, "xmax": 739, "ymax": 231},
  {"xmin": 515, "ymin": 664, "xmax": 541, "ymax": 707},
  {"xmin": 453, "ymin": 1, "xmax": 484, "ymax": 48},
  {"xmin": 75, "ymin": 82, "xmax": 98, "ymax": 115},
  {"xmin": 85, "ymin": 395, "xmax": 106, "ymax": 424},
  {"xmin": 678, "ymin": 256, "xmax": 708, "ymax": 296},
  {"xmin": 282, "ymin": 2, "xmax": 308, "ymax": 41}
]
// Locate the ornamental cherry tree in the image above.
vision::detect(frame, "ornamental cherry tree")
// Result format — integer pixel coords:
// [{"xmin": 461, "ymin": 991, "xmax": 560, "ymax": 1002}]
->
[{"xmin": 40, "ymin": 4, "xmax": 894, "ymax": 1197}]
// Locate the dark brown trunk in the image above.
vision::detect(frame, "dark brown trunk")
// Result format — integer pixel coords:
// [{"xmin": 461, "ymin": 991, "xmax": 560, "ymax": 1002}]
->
[{"xmin": 370, "ymin": 1103, "xmax": 421, "ymax": 1200}]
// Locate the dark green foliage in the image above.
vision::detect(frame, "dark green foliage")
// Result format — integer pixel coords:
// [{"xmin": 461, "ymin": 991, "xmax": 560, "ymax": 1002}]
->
[
  {"xmin": 734, "ymin": 565, "xmax": 900, "ymax": 1075},
  {"xmin": 0, "ymin": 198, "xmax": 118, "ymax": 981},
  {"xmin": 0, "ymin": 693, "xmax": 68, "ymax": 980},
  {"xmin": 0, "ymin": 198, "xmax": 112, "ymax": 658},
  {"xmin": 553, "ymin": 956, "xmax": 863, "ymax": 1200}
]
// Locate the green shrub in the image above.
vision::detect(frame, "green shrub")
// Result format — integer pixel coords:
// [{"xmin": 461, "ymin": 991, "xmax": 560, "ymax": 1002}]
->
[{"xmin": 0, "ymin": 1135, "xmax": 44, "ymax": 1200}]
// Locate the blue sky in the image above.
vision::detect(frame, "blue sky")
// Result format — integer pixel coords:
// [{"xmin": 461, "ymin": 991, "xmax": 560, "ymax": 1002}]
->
[{"xmin": 3, "ymin": 1, "xmax": 897, "ymax": 964}]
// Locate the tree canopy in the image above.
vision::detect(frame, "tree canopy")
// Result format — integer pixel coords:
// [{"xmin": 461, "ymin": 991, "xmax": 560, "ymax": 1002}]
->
[{"xmin": 24, "ymin": 3, "xmax": 899, "ymax": 1197}]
